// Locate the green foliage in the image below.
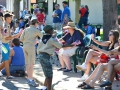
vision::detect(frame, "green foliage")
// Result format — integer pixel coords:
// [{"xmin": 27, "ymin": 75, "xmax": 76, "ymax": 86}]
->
[{"xmin": 66, "ymin": 0, "xmax": 75, "ymax": 1}]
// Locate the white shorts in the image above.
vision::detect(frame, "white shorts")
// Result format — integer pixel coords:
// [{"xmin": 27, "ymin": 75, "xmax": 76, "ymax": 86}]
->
[{"xmin": 58, "ymin": 47, "xmax": 78, "ymax": 57}]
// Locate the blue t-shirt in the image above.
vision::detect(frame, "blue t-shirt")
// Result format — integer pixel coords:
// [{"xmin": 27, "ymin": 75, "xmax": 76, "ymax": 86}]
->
[
  {"xmin": 23, "ymin": 10, "xmax": 28, "ymax": 17},
  {"xmin": 62, "ymin": 30, "xmax": 85, "ymax": 47},
  {"xmin": 11, "ymin": 46, "xmax": 25, "ymax": 66},
  {"xmin": 19, "ymin": 21, "xmax": 25, "ymax": 29},
  {"xmin": 61, "ymin": 6, "xmax": 71, "ymax": 22},
  {"xmin": 53, "ymin": 9, "xmax": 62, "ymax": 23}
]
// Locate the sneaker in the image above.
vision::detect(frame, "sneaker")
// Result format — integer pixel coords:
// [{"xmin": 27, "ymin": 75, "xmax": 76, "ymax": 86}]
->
[
  {"xmin": 6, "ymin": 76, "xmax": 15, "ymax": 80},
  {"xmin": 57, "ymin": 68, "xmax": 66, "ymax": 71},
  {"xmin": 27, "ymin": 79, "xmax": 39, "ymax": 87},
  {"xmin": 77, "ymin": 75, "xmax": 88, "ymax": 82},
  {"xmin": 63, "ymin": 69, "xmax": 72, "ymax": 72},
  {"xmin": 76, "ymin": 63, "xmax": 86, "ymax": 71},
  {"xmin": 40, "ymin": 86, "xmax": 47, "ymax": 90}
]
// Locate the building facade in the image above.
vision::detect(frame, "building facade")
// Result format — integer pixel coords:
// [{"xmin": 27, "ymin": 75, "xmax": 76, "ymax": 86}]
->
[
  {"xmin": 6, "ymin": 0, "xmax": 30, "ymax": 12},
  {"xmin": 0, "ymin": 0, "xmax": 6, "ymax": 7},
  {"xmin": 6, "ymin": 0, "xmax": 103, "ymax": 24},
  {"xmin": 30, "ymin": 0, "xmax": 103, "ymax": 24}
]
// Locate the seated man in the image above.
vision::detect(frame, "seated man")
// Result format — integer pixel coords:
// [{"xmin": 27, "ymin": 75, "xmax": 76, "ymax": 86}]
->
[{"xmin": 0, "ymin": 38, "xmax": 25, "ymax": 76}]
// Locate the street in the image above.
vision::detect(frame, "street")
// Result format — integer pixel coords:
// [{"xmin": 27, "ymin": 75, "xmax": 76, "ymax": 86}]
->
[{"xmin": 0, "ymin": 76, "xmax": 41, "ymax": 90}]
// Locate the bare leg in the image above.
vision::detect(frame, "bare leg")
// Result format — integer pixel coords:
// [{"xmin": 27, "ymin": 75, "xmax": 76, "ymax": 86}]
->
[
  {"xmin": 110, "ymin": 71, "xmax": 116, "ymax": 83},
  {"xmin": 62, "ymin": 55, "xmax": 71, "ymax": 70},
  {"xmin": 107, "ymin": 60, "xmax": 120, "ymax": 81},
  {"xmin": 44, "ymin": 78, "xmax": 47, "ymax": 86},
  {"xmin": 85, "ymin": 62, "xmax": 91, "ymax": 75},
  {"xmin": 58, "ymin": 55, "xmax": 66, "ymax": 68},
  {"xmin": 46, "ymin": 78, "xmax": 52, "ymax": 90},
  {"xmin": 0, "ymin": 62, "xmax": 5, "ymax": 70},
  {"xmin": 85, "ymin": 64, "xmax": 101, "ymax": 84},
  {"xmin": 89, "ymin": 64, "xmax": 108, "ymax": 87},
  {"xmin": 4, "ymin": 60, "xmax": 10, "ymax": 77},
  {"xmin": 84, "ymin": 49, "xmax": 100, "ymax": 64},
  {"xmin": 85, "ymin": 56, "xmax": 100, "ymax": 75},
  {"xmin": 0, "ymin": 60, "xmax": 11, "ymax": 71},
  {"xmin": 26, "ymin": 64, "xmax": 34, "ymax": 79}
]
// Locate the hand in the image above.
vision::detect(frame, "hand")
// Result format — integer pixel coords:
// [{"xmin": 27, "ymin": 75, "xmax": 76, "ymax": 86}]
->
[
  {"xmin": 19, "ymin": 30, "xmax": 23, "ymax": 35},
  {"xmin": 90, "ymin": 44, "xmax": 98, "ymax": 50},
  {"xmin": 72, "ymin": 40, "xmax": 81, "ymax": 46},
  {"xmin": 91, "ymin": 34, "xmax": 94, "ymax": 40}
]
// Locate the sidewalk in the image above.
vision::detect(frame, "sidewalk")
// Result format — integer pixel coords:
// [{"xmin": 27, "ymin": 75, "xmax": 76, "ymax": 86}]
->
[
  {"xmin": 0, "ymin": 76, "xmax": 41, "ymax": 90},
  {"xmin": 33, "ymin": 57, "xmax": 120, "ymax": 90}
]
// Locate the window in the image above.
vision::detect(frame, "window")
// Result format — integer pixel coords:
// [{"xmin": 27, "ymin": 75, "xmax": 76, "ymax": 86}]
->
[
  {"xmin": 37, "ymin": 0, "xmax": 48, "ymax": 14},
  {"xmin": 53, "ymin": 0, "xmax": 57, "ymax": 11}
]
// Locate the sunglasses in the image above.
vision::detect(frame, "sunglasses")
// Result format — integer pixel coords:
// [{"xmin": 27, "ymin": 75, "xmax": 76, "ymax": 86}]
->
[{"xmin": 108, "ymin": 34, "xmax": 113, "ymax": 36}]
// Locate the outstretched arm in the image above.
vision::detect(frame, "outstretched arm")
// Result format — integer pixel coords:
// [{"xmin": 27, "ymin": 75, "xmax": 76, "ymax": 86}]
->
[
  {"xmin": 91, "ymin": 44, "xmax": 120, "ymax": 55},
  {"xmin": 5, "ymin": 30, "xmax": 23, "ymax": 40},
  {"xmin": 91, "ymin": 34, "xmax": 110, "ymax": 46}
]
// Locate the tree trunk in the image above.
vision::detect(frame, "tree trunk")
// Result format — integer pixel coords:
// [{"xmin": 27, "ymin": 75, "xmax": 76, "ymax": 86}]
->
[
  {"xmin": 75, "ymin": 0, "xmax": 81, "ymax": 24},
  {"xmin": 14, "ymin": 0, "xmax": 20, "ymax": 19},
  {"xmin": 102, "ymin": 0, "xmax": 118, "ymax": 40}
]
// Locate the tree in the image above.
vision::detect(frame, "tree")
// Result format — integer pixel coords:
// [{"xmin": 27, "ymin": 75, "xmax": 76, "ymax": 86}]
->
[
  {"xmin": 102, "ymin": 0, "xmax": 118, "ymax": 40},
  {"xmin": 66, "ymin": 0, "xmax": 81, "ymax": 23},
  {"xmin": 14, "ymin": 0, "xmax": 21, "ymax": 19},
  {"xmin": 75, "ymin": 0, "xmax": 81, "ymax": 23}
]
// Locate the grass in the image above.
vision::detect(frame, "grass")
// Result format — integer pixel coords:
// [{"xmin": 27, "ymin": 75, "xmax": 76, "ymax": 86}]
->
[{"xmin": 100, "ymin": 29, "xmax": 103, "ymax": 40}]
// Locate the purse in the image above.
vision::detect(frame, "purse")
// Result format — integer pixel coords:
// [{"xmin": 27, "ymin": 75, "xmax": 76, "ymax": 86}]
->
[{"xmin": 96, "ymin": 53, "xmax": 109, "ymax": 65}]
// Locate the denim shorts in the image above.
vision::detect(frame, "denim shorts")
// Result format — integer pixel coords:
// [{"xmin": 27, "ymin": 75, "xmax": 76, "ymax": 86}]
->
[
  {"xmin": 1, "ymin": 65, "xmax": 25, "ymax": 75},
  {"xmin": 38, "ymin": 53, "xmax": 53, "ymax": 78}
]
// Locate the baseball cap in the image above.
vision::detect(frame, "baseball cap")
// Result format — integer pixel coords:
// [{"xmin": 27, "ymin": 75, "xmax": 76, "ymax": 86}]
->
[
  {"xmin": 43, "ymin": 25, "xmax": 54, "ymax": 32},
  {"xmin": 31, "ymin": 19, "xmax": 38, "ymax": 24}
]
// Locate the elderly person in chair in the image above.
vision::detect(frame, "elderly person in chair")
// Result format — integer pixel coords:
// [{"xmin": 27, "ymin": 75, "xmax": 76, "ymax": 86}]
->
[{"xmin": 57, "ymin": 22, "xmax": 85, "ymax": 72}]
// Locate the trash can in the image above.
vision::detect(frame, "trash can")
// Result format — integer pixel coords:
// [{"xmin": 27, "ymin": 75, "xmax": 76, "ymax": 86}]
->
[{"xmin": 96, "ymin": 24, "xmax": 102, "ymax": 36}]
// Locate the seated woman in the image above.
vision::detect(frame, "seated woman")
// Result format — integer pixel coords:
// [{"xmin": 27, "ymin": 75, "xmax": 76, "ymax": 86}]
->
[
  {"xmin": 0, "ymin": 38, "xmax": 25, "ymax": 75},
  {"xmin": 77, "ymin": 45, "xmax": 120, "ymax": 89},
  {"xmin": 76, "ymin": 30, "xmax": 119, "ymax": 81},
  {"xmin": 100, "ymin": 56, "xmax": 120, "ymax": 89},
  {"xmin": 58, "ymin": 22, "xmax": 85, "ymax": 72}
]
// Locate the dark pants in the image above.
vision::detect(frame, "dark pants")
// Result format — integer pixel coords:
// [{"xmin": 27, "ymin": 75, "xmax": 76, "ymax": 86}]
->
[
  {"xmin": 38, "ymin": 53, "xmax": 53, "ymax": 78},
  {"xmin": 78, "ymin": 17, "xmax": 88, "ymax": 29}
]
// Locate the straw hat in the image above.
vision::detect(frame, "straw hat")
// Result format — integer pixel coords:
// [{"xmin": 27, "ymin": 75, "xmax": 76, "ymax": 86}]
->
[{"xmin": 63, "ymin": 22, "xmax": 77, "ymax": 30}]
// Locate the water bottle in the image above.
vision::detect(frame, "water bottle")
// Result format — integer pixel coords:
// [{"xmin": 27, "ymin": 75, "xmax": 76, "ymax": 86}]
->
[
  {"xmin": 2, "ymin": 44, "xmax": 8, "ymax": 54},
  {"xmin": 0, "ymin": 41, "xmax": 2, "ymax": 63}
]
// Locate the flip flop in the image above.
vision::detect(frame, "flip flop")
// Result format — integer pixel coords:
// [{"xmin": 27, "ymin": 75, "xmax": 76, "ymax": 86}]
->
[
  {"xmin": 78, "ymin": 82, "xmax": 87, "ymax": 88},
  {"xmin": 81, "ymin": 84, "xmax": 94, "ymax": 89}
]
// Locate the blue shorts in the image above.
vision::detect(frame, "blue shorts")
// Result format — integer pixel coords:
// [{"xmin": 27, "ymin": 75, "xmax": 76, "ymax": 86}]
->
[{"xmin": 2, "ymin": 43, "xmax": 10, "ymax": 61}]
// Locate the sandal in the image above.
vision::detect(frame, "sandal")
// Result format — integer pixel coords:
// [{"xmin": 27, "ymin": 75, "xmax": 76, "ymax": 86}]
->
[
  {"xmin": 100, "ymin": 81, "xmax": 112, "ymax": 87},
  {"xmin": 77, "ymin": 82, "xmax": 87, "ymax": 88},
  {"xmin": 81, "ymin": 84, "xmax": 94, "ymax": 89}
]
